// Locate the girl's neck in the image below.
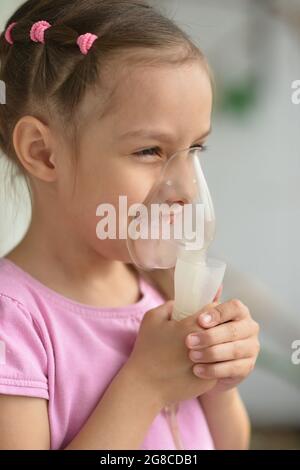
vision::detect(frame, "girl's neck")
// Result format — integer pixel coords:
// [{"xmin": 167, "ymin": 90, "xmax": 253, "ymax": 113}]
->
[{"xmin": 5, "ymin": 214, "xmax": 142, "ymax": 308}]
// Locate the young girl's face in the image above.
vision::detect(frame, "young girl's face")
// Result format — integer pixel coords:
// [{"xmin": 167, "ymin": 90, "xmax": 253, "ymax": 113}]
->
[{"xmin": 51, "ymin": 59, "xmax": 213, "ymax": 263}]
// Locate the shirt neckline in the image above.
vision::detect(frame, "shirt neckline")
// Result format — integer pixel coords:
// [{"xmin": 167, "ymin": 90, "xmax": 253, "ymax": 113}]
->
[{"xmin": 0, "ymin": 257, "xmax": 153, "ymax": 315}]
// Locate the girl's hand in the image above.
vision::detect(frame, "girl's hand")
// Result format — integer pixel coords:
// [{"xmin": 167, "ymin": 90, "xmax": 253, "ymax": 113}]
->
[
  {"xmin": 127, "ymin": 300, "xmax": 217, "ymax": 407},
  {"xmin": 185, "ymin": 291, "xmax": 260, "ymax": 393}
]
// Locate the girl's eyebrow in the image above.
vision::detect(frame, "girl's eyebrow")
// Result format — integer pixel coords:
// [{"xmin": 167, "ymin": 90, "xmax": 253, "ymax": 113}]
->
[{"xmin": 119, "ymin": 126, "xmax": 212, "ymax": 142}]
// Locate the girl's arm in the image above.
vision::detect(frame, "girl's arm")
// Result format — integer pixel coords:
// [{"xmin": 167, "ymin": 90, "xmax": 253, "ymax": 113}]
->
[
  {"xmin": 0, "ymin": 395, "xmax": 50, "ymax": 449},
  {"xmin": 198, "ymin": 388, "xmax": 251, "ymax": 450},
  {"xmin": 65, "ymin": 362, "xmax": 163, "ymax": 450},
  {"xmin": 0, "ymin": 362, "xmax": 163, "ymax": 450}
]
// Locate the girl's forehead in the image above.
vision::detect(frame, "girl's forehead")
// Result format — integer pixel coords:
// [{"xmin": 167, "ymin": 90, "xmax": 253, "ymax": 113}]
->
[
  {"xmin": 79, "ymin": 61, "xmax": 212, "ymax": 132},
  {"xmin": 115, "ymin": 60, "xmax": 210, "ymax": 99},
  {"xmin": 114, "ymin": 64, "xmax": 212, "ymax": 131},
  {"xmin": 109, "ymin": 62, "xmax": 211, "ymax": 114}
]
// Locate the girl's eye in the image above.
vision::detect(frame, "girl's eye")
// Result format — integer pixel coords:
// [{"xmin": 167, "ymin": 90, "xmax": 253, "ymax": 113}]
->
[
  {"xmin": 133, "ymin": 144, "xmax": 207, "ymax": 160},
  {"xmin": 133, "ymin": 147, "xmax": 161, "ymax": 159},
  {"xmin": 192, "ymin": 144, "xmax": 208, "ymax": 152}
]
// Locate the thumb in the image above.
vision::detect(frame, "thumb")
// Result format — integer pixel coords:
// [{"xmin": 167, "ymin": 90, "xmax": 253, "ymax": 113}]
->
[{"xmin": 147, "ymin": 299, "xmax": 175, "ymax": 322}]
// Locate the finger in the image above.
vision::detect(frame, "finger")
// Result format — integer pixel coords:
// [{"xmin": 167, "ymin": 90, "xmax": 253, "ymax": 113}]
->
[
  {"xmin": 193, "ymin": 358, "xmax": 256, "ymax": 379},
  {"xmin": 189, "ymin": 337, "xmax": 260, "ymax": 363},
  {"xmin": 213, "ymin": 284, "xmax": 223, "ymax": 303},
  {"xmin": 187, "ymin": 319, "xmax": 258, "ymax": 349},
  {"xmin": 198, "ymin": 298, "xmax": 251, "ymax": 329},
  {"xmin": 180, "ymin": 300, "xmax": 220, "ymax": 329}
]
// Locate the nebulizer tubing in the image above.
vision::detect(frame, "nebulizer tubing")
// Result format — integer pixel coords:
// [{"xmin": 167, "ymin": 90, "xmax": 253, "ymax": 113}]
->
[{"xmin": 126, "ymin": 147, "xmax": 226, "ymax": 450}]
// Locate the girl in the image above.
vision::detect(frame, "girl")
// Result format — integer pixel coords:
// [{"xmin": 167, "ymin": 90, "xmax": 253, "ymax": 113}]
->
[{"xmin": 0, "ymin": 0, "xmax": 260, "ymax": 450}]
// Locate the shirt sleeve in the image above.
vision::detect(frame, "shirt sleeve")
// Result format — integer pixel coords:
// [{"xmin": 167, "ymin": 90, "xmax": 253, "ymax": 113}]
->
[{"xmin": 0, "ymin": 294, "xmax": 49, "ymax": 399}]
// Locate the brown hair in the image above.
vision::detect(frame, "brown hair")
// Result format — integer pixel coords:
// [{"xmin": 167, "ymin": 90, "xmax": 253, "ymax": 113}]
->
[{"xmin": 0, "ymin": 0, "xmax": 209, "ymax": 300}]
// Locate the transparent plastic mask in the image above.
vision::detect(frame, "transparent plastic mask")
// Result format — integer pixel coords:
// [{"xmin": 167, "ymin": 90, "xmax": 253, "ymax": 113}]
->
[{"xmin": 126, "ymin": 146, "xmax": 216, "ymax": 270}]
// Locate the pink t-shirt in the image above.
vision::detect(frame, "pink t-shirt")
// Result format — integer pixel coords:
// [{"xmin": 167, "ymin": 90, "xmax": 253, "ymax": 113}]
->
[{"xmin": 0, "ymin": 257, "xmax": 214, "ymax": 450}]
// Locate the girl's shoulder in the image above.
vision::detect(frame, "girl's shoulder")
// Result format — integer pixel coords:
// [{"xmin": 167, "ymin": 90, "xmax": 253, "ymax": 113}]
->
[
  {"xmin": 0, "ymin": 257, "xmax": 167, "ymax": 320},
  {"xmin": 0, "ymin": 257, "xmax": 40, "ymax": 314},
  {"xmin": 0, "ymin": 257, "xmax": 49, "ymax": 400}
]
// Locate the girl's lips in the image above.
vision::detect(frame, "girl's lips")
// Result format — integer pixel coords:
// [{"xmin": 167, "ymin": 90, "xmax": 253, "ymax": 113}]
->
[{"xmin": 160, "ymin": 208, "xmax": 183, "ymax": 225}]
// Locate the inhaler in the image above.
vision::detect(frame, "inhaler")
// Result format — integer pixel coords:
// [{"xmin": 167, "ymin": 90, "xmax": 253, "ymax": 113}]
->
[{"xmin": 126, "ymin": 146, "xmax": 226, "ymax": 450}]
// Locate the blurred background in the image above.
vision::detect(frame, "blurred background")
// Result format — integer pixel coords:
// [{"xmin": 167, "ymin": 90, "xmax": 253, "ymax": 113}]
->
[{"xmin": 0, "ymin": 0, "xmax": 300, "ymax": 449}]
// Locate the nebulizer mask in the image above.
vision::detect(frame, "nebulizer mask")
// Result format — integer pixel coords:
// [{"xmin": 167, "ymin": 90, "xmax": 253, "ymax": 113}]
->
[
  {"xmin": 126, "ymin": 146, "xmax": 226, "ymax": 319},
  {"xmin": 126, "ymin": 146, "xmax": 226, "ymax": 449}
]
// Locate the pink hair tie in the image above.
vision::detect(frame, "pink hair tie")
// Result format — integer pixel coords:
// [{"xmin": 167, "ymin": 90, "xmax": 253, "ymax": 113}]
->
[
  {"xmin": 5, "ymin": 22, "xmax": 17, "ymax": 45},
  {"xmin": 30, "ymin": 20, "xmax": 51, "ymax": 44},
  {"xmin": 77, "ymin": 33, "xmax": 98, "ymax": 55}
]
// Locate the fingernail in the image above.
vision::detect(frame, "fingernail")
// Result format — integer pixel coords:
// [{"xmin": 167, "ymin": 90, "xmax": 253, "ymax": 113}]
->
[
  {"xmin": 188, "ymin": 334, "xmax": 201, "ymax": 346},
  {"xmin": 191, "ymin": 350, "xmax": 203, "ymax": 360},
  {"xmin": 200, "ymin": 312, "xmax": 213, "ymax": 325},
  {"xmin": 194, "ymin": 365, "xmax": 205, "ymax": 376}
]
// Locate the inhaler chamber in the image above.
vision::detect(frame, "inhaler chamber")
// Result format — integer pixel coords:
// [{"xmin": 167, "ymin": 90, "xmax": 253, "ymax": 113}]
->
[{"xmin": 126, "ymin": 146, "xmax": 216, "ymax": 271}]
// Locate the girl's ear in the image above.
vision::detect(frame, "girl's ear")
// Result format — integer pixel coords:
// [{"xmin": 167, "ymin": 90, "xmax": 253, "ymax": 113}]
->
[{"xmin": 12, "ymin": 115, "xmax": 58, "ymax": 182}]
